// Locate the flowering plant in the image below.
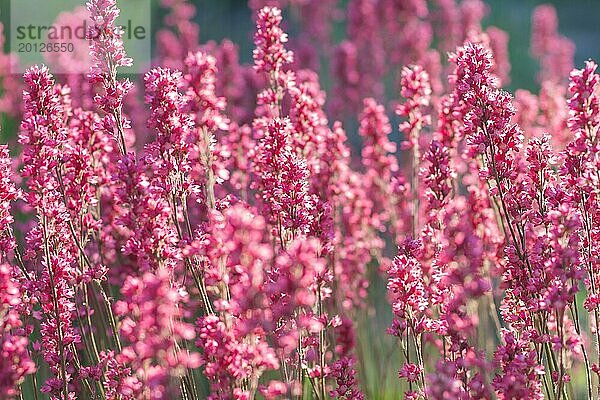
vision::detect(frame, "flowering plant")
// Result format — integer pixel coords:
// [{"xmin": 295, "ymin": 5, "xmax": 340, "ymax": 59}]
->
[{"xmin": 1, "ymin": 1, "xmax": 600, "ymax": 399}]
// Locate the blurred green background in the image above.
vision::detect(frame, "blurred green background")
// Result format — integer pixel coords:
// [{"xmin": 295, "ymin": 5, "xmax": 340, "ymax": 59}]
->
[
  {"xmin": 2, "ymin": 0, "xmax": 599, "ymax": 91},
  {"xmin": 188, "ymin": 0, "xmax": 600, "ymax": 93},
  {"xmin": 484, "ymin": 0, "xmax": 600, "ymax": 91}
]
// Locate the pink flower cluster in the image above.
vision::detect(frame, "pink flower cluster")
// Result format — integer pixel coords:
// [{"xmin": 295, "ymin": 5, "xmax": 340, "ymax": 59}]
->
[{"xmin": 1, "ymin": 1, "xmax": 600, "ymax": 399}]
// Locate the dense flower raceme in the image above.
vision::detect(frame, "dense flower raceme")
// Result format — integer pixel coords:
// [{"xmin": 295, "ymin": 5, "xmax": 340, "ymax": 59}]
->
[
  {"xmin": 4, "ymin": 1, "xmax": 600, "ymax": 399},
  {"xmin": 531, "ymin": 4, "xmax": 575, "ymax": 84},
  {"xmin": 87, "ymin": 0, "xmax": 134, "ymax": 154},
  {"xmin": 19, "ymin": 66, "xmax": 82, "ymax": 400},
  {"xmin": 253, "ymin": 7, "xmax": 293, "ymax": 76},
  {"xmin": 114, "ymin": 269, "xmax": 200, "ymax": 398},
  {"xmin": 255, "ymin": 117, "xmax": 316, "ymax": 242}
]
